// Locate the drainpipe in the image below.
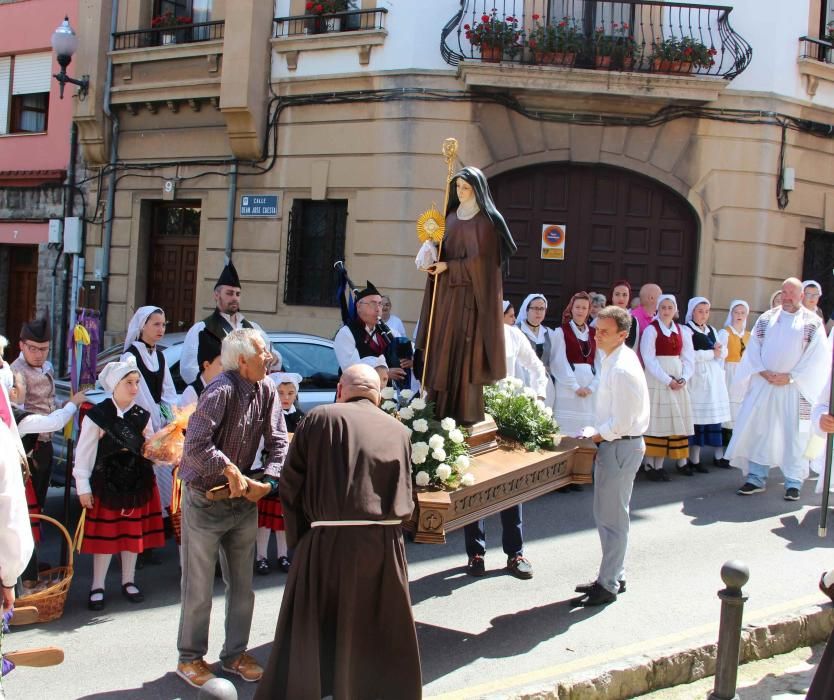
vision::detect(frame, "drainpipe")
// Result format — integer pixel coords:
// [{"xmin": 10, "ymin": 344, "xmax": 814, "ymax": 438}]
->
[
  {"xmin": 225, "ymin": 161, "xmax": 238, "ymax": 262},
  {"xmin": 99, "ymin": 0, "xmax": 120, "ymax": 331},
  {"xmin": 57, "ymin": 121, "xmax": 79, "ymax": 374}
]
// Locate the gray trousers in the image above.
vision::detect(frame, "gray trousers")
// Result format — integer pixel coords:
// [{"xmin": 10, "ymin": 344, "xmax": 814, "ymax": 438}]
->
[
  {"xmin": 593, "ymin": 438, "xmax": 645, "ymax": 595},
  {"xmin": 177, "ymin": 487, "xmax": 258, "ymax": 664}
]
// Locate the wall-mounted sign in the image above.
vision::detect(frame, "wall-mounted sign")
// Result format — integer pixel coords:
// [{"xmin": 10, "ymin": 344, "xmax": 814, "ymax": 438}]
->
[
  {"xmin": 541, "ymin": 224, "xmax": 566, "ymax": 260},
  {"xmin": 240, "ymin": 194, "xmax": 279, "ymax": 218}
]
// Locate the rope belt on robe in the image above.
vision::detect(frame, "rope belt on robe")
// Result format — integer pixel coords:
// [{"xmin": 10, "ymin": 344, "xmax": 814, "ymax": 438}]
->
[{"xmin": 311, "ymin": 520, "xmax": 402, "ymax": 528}]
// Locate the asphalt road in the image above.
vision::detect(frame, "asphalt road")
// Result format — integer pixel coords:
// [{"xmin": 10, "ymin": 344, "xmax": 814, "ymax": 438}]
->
[{"xmin": 4, "ymin": 452, "xmax": 832, "ymax": 700}]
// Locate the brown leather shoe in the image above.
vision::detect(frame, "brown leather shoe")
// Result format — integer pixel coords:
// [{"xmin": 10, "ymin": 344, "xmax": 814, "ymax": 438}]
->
[
  {"xmin": 820, "ymin": 572, "xmax": 834, "ymax": 603},
  {"xmin": 222, "ymin": 652, "xmax": 263, "ymax": 682},
  {"xmin": 176, "ymin": 659, "xmax": 216, "ymax": 688}
]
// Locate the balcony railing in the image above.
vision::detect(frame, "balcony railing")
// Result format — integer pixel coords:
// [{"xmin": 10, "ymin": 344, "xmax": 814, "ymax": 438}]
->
[
  {"xmin": 441, "ymin": 1, "xmax": 751, "ymax": 79},
  {"xmin": 113, "ymin": 20, "xmax": 225, "ymax": 50},
  {"xmin": 799, "ymin": 35, "xmax": 833, "ymax": 64},
  {"xmin": 273, "ymin": 8, "xmax": 388, "ymax": 38}
]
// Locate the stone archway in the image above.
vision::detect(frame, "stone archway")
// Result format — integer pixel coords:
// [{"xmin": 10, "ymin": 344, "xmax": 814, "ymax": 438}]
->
[{"xmin": 490, "ymin": 162, "xmax": 699, "ymax": 325}]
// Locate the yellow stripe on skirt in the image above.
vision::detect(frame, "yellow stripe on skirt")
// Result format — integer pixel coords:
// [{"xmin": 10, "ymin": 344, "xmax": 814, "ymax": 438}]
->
[{"xmin": 645, "ymin": 435, "xmax": 690, "ymax": 459}]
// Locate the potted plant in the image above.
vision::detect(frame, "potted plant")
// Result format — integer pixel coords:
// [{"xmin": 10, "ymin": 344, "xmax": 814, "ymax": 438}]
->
[
  {"xmin": 593, "ymin": 22, "xmax": 639, "ymax": 70},
  {"xmin": 464, "ymin": 9, "xmax": 522, "ymax": 63},
  {"xmin": 526, "ymin": 15, "xmax": 581, "ymax": 66},
  {"xmin": 305, "ymin": 0, "xmax": 349, "ymax": 34},
  {"xmin": 151, "ymin": 10, "xmax": 192, "ymax": 45},
  {"xmin": 650, "ymin": 36, "xmax": 716, "ymax": 73}
]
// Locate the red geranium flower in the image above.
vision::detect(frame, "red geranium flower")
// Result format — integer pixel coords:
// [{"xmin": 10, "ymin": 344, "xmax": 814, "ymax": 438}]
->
[{"xmin": 532, "ymin": 13, "xmax": 540, "ymax": 20}]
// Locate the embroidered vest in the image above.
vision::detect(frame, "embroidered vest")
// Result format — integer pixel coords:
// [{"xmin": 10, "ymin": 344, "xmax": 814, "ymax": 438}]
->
[
  {"xmin": 202, "ymin": 308, "xmax": 253, "ymax": 343},
  {"xmin": 686, "ymin": 322, "xmax": 717, "ymax": 351},
  {"xmin": 521, "ymin": 324, "xmax": 553, "ymax": 371},
  {"xmin": 87, "ymin": 400, "xmax": 155, "ymax": 509},
  {"xmin": 561, "ymin": 322, "xmax": 596, "ymax": 369},
  {"xmin": 652, "ymin": 320, "xmax": 683, "ymax": 356},
  {"xmin": 724, "ymin": 327, "xmax": 749, "ymax": 363},
  {"xmin": 346, "ymin": 318, "xmax": 390, "ymax": 359},
  {"xmin": 11, "ymin": 407, "xmax": 37, "ymax": 454},
  {"xmin": 10, "ymin": 357, "xmax": 55, "ymax": 441},
  {"xmin": 125, "ymin": 344, "xmax": 167, "ymax": 404},
  {"xmin": 284, "ymin": 408, "xmax": 304, "ymax": 433}
]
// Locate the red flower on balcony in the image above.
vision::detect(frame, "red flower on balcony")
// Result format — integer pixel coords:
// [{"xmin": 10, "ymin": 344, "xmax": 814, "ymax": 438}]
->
[{"xmin": 151, "ymin": 10, "xmax": 193, "ymax": 29}]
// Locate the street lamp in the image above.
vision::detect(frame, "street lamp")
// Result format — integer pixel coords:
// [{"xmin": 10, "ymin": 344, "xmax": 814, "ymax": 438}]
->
[{"xmin": 51, "ymin": 16, "xmax": 89, "ymax": 100}]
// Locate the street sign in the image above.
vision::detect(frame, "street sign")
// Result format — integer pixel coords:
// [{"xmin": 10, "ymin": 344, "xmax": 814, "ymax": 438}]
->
[
  {"xmin": 239, "ymin": 194, "xmax": 279, "ymax": 218},
  {"xmin": 541, "ymin": 224, "xmax": 566, "ymax": 260}
]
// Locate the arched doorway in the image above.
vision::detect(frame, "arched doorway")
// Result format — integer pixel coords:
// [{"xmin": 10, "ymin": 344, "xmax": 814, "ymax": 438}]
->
[{"xmin": 491, "ymin": 163, "xmax": 699, "ymax": 326}]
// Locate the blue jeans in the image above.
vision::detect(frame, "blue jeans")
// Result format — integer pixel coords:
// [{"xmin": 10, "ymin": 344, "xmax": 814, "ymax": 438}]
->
[
  {"xmin": 746, "ymin": 461, "xmax": 803, "ymax": 491},
  {"xmin": 464, "ymin": 504, "xmax": 523, "ymax": 559},
  {"xmin": 593, "ymin": 438, "xmax": 645, "ymax": 595}
]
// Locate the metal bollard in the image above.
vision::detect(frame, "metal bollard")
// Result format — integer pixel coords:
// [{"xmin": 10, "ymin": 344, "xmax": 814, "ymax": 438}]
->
[{"xmin": 708, "ymin": 560, "xmax": 750, "ymax": 700}]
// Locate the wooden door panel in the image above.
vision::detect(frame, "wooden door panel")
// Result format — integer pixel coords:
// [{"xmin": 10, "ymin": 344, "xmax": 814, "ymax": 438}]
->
[{"xmin": 5, "ymin": 245, "xmax": 38, "ymax": 358}]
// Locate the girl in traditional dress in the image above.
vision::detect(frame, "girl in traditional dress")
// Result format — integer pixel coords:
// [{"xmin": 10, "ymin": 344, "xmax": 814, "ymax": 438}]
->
[
  {"xmin": 503, "ymin": 300, "xmax": 516, "ymax": 326},
  {"xmin": 516, "ymin": 293, "xmax": 557, "ymax": 409},
  {"xmin": 640, "ymin": 294, "xmax": 695, "ymax": 481},
  {"xmin": 803, "ymin": 280, "xmax": 825, "ymax": 320},
  {"xmin": 550, "ymin": 292, "xmax": 598, "ymax": 436},
  {"xmin": 120, "ymin": 307, "xmax": 178, "ymax": 543},
  {"xmin": 717, "ymin": 299, "xmax": 750, "ymax": 465},
  {"xmin": 770, "ymin": 290, "xmax": 783, "ymax": 309},
  {"xmin": 608, "ymin": 280, "xmax": 640, "ymax": 350},
  {"xmin": 254, "ymin": 372, "xmax": 303, "ymax": 575},
  {"xmin": 73, "ymin": 357, "xmax": 165, "ymax": 610},
  {"xmin": 683, "ymin": 297, "xmax": 731, "ymax": 473}
]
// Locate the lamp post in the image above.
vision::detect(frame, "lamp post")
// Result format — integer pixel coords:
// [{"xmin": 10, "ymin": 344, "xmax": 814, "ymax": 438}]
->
[{"xmin": 51, "ymin": 16, "xmax": 89, "ymax": 100}]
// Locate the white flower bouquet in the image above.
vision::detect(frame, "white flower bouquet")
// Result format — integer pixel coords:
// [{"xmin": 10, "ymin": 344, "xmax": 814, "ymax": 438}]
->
[{"xmin": 484, "ymin": 377, "xmax": 561, "ymax": 452}]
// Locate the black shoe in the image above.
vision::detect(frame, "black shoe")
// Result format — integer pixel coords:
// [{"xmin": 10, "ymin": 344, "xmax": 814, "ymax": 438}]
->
[
  {"xmin": 569, "ymin": 483, "xmax": 584, "ymax": 492},
  {"xmin": 506, "ymin": 555, "xmax": 533, "ymax": 580},
  {"xmin": 575, "ymin": 579, "xmax": 626, "ymax": 594},
  {"xmin": 737, "ymin": 482, "xmax": 765, "ymax": 495},
  {"xmin": 555, "ymin": 486, "xmax": 572, "ymax": 494},
  {"xmin": 255, "ymin": 558, "xmax": 270, "ymax": 576},
  {"xmin": 88, "ymin": 588, "xmax": 106, "ymax": 611},
  {"xmin": 676, "ymin": 463, "xmax": 694, "ymax": 477},
  {"xmin": 691, "ymin": 461, "xmax": 709, "ymax": 474},
  {"xmin": 121, "ymin": 582, "xmax": 144, "ymax": 603},
  {"xmin": 277, "ymin": 556, "xmax": 291, "ymax": 573},
  {"xmin": 466, "ymin": 555, "xmax": 486, "ymax": 577},
  {"xmin": 714, "ymin": 457, "xmax": 731, "ymax": 469},
  {"xmin": 784, "ymin": 487, "xmax": 800, "ymax": 501},
  {"xmin": 572, "ymin": 582, "xmax": 617, "ymax": 607},
  {"xmin": 645, "ymin": 468, "xmax": 662, "ymax": 482}
]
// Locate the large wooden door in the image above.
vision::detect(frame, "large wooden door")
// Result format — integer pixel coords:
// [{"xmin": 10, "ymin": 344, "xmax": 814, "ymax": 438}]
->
[
  {"xmin": 491, "ymin": 163, "xmax": 698, "ymax": 326},
  {"xmin": 5, "ymin": 245, "xmax": 38, "ymax": 359},
  {"xmin": 802, "ymin": 229, "xmax": 834, "ymax": 320},
  {"xmin": 147, "ymin": 201, "xmax": 200, "ymax": 332}
]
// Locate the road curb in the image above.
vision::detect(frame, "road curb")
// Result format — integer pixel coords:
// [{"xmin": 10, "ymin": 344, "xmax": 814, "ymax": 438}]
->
[{"xmin": 503, "ymin": 604, "xmax": 834, "ymax": 699}]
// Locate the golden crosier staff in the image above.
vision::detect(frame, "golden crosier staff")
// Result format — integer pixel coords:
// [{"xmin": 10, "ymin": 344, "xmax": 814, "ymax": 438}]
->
[{"xmin": 419, "ymin": 137, "xmax": 459, "ymax": 390}]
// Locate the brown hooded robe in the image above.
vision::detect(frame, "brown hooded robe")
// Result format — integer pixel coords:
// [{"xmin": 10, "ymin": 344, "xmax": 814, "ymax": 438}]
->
[
  {"xmin": 415, "ymin": 210, "xmax": 506, "ymax": 424},
  {"xmin": 254, "ymin": 398, "xmax": 421, "ymax": 700}
]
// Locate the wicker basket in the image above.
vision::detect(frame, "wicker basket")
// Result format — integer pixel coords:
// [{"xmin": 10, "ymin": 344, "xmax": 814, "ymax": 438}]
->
[{"xmin": 16, "ymin": 513, "xmax": 74, "ymax": 623}]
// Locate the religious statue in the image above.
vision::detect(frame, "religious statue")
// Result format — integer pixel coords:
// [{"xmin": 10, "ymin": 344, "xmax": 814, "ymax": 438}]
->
[{"xmin": 415, "ymin": 164, "xmax": 517, "ymax": 425}]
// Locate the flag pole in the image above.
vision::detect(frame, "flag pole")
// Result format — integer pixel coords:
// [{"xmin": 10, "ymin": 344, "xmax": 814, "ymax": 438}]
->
[{"xmin": 420, "ymin": 138, "xmax": 458, "ymax": 391}]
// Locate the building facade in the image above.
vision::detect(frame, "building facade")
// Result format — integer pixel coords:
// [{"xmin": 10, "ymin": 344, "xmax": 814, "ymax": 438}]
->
[
  {"xmin": 73, "ymin": 0, "xmax": 834, "ymax": 344},
  {"xmin": 0, "ymin": 0, "xmax": 80, "ymax": 358}
]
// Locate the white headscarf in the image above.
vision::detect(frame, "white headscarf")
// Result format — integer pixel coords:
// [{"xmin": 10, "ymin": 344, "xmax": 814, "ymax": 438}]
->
[
  {"xmin": 723, "ymin": 299, "xmax": 750, "ymax": 331},
  {"xmin": 124, "ymin": 306, "xmax": 164, "ymax": 352},
  {"xmin": 516, "ymin": 293, "xmax": 547, "ymax": 327},
  {"xmin": 502, "ymin": 300, "xmax": 511, "ymax": 314},
  {"xmin": 269, "ymin": 371, "xmax": 302, "ymax": 392},
  {"xmin": 98, "ymin": 355, "xmax": 140, "ymax": 393},
  {"xmin": 359, "ymin": 355, "xmax": 388, "ymax": 370},
  {"xmin": 653, "ymin": 294, "xmax": 678, "ymax": 320},
  {"xmin": 685, "ymin": 296, "xmax": 710, "ymax": 325},
  {"xmin": 802, "ymin": 280, "xmax": 822, "ymax": 294}
]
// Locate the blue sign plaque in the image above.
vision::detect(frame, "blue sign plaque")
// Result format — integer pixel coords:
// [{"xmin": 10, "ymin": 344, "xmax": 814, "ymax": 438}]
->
[{"xmin": 239, "ymin": 194, "xmax": 279, "ymax": 218}]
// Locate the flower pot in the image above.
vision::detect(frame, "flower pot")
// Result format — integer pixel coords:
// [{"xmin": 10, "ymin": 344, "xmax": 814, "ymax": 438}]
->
[
  {"xmin": 652, "ymin": 58, "xmax": 694, "ymax": 74},
  {"xmin": 620, "ymin": 56, "xmax": 635, "ymax": 71},
  {"xmin": 479, "ymin": 45, "xmax": 503, "ymax": 63},
  {"xmin": 595, "ymin": 55, "xmax": 612, "ymax": 69},
  {"xmin": 535, "ymin": 51, "xmax": 575, "ymax": 66},
  {"xmin": 308, "ymin": 15, "xmax": 341, "ymax": 34}
]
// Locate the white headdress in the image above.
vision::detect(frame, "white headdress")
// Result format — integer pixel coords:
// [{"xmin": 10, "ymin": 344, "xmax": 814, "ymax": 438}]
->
[
  {"xmin": 502, "ymin": 300, "xmax": 511, "ymax": 314},
  {"xmin": 653, "ymin": 294, "xmax": 678, "ymax": 321},
  {"xmin": 359, "ymin": 355, "xmax": 388, "ymax": 370},
  {"xmin": 516, "ymin": 293, "xmax": 547, "ymax": 326},
  {"xmin": 802, "ymin": 280, "xmax": 822, "ymax": 293},
  {"xmin": 124, "ymin": 306, "xmax": 164, "ymax": 352},
  {"xmin": 723, "ymin": 299, "xmax": 750, "ymax": 330},
  {"xmin": 685, "ymin": 296, "xmax": 710, "ymax": 325},
  {"xmin": 269, "ymin": 372, "xmax": 303, "ymax": 392},
  {"xmin": 98, "ymin": 355, "xmax": 140, "ymax": 393}
]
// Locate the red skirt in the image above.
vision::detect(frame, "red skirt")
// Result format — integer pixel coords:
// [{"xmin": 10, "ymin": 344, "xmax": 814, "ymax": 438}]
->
[
  {"xmin": 25, "ymin": 479, "xmax": 41, "ymax": 544},
  {"xmin": 80, "ymin": 484, "xmax": 166, "ymax": 555},
  {"xmin": 257, "ymin": 492, "xmax": 285, "ymax": 531}
]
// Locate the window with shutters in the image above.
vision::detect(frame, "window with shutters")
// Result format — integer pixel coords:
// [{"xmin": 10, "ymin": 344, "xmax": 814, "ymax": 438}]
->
[
  {"xmin": 0, "ymin": 52, "xmax": 52, "ymax": 135},
  {"xmin": 284, "ymin": 200, "xmax": 347, "ymax": 307}
]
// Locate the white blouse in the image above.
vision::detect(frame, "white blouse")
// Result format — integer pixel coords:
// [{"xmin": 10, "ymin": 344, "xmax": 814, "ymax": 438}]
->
[{"xmin": 640, "ymin": 322, "xmax": 695, "ymax": 385}]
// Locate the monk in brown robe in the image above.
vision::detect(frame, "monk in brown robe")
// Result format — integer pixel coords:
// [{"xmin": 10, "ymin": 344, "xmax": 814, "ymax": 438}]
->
[
  {"xmin": 416, "ymin": 166, "xmax": 517, "ymax": 424},
  {"xmin": 254, "ymin": 364, "xmax": 421, "ymax": 700}
]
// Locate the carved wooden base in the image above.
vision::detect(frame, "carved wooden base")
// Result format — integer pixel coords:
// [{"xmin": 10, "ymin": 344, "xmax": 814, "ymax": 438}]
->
[
  {"xmin": 403, "ymin": 437, "xmax": 597, "ymax": 544},
  {"xmin": 464, "ymin": 416, "xmax": 498, "ymax": 455}
]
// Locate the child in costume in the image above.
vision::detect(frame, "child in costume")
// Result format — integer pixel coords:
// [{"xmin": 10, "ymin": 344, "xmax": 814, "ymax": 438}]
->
[
  {"xmin": 716, "ymin": 299, "xmax": 750, "ymax": 466},
  {"xmin": 73, "ymin": 357, "xmax": 165, "ymax": 610},
  {"xmin": 253, "ymin": 371, "xmax": 303, "ymax": 575}
]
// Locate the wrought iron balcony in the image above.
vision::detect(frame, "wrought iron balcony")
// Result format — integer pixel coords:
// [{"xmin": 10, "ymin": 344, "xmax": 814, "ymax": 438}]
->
[
  {"xmin": 273, "ymin": 8, "xmax": 388, "ymax": 38},
  {"xmin": 441, "ymin": 1, "xmax": 751, "ymax": 79},
  {"xmin": 799, "ymin": 36, "xmax": 833, "ymax": 64},
  {"xmin": 113, "ymin": 20, "xmax": 225, "ymax": 50}
]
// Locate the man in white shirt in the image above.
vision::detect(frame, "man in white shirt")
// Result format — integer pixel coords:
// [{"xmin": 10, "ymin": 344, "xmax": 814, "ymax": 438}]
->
[
  {"xmin": 574, "ymin": 306, "xmax": 649, "ymax": 607},
  {"xmin": 180, "ymin": 261, "xmax": 269, "ymax": 385}
]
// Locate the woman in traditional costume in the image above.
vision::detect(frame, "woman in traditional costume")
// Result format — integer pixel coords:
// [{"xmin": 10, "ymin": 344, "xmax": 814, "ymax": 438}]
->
[
  {"xmin": 550, "ymin": 292, "xmax": 598, "ymax": 436},
  {"xmin": 73, "ymin": 357, "xmax": 165, "ymax": 610},
  {"xmin": 515, "ymin": 293, "xmax": 557, "ymax": 409},
  {"xmin": 683, "ymin": 297, "xmax": 731, "ymax": 473},
  {"xmin": 502, "ymin": 300, "xmax": 516, "ymax": 326},
  {"xmin": 716, "ymin": 299, "xmax": 750, "ymax": 464},
  {"xmin": 608, "ymin": 279, "xmax": 640, "ymax": 350},
  {"xmin": 415, "ymin": 166, "xmax": 516, "ymax": 424},
  {"xmin": 640, "ymin": 294, "xmax": 695, "ymax": 481}
]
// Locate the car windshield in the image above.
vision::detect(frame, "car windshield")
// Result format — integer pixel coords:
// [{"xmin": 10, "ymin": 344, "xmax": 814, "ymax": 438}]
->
[{"xmin": 273, "ymin": 340, "xmax": 339, "ymax": 389}]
